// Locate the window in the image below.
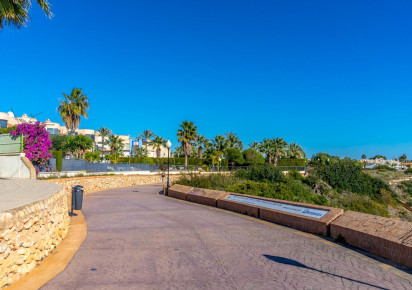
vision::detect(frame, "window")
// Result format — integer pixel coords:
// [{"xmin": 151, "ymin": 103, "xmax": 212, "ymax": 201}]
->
[
  {"xmin": 86, "ymin": 134, "xmax": 95, "ymax": 142},
  {"xmin": 0, "ymin": 119, "xmax": 7, "ymax": 128},
  {"xmin": 47, "ymin": 128, "xmax": 59, "ymax": 135}
]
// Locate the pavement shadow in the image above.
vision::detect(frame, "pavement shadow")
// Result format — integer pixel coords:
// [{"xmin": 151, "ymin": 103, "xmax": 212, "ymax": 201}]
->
[{"xmin": 263, "ymin": 255, "xmax": 389, "ymax": 290}]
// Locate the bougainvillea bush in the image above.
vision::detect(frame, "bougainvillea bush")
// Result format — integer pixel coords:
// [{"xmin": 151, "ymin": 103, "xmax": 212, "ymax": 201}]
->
[{"xmin": 11, "ymin": 122, "xmax": 52, "ymax": 166}]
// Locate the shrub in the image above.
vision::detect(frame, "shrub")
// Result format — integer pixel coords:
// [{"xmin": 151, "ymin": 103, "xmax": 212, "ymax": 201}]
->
[
  {"xmin": 11, "ymin": 122, "xmax": 52, "ymax": 166},
  {"xmin": 375, "ymin": 164, "xmax": 396, "ymax": 171},
  {"xmin": 235, "ymin": 164, "xmax": 284, "ymax": 183},
  {"xmin": 50, "ymin": 135, "xmax": 70, "ymax": 151},
  {"xmin": 176, "ymin": 173, "xmax": 241, "ymax": 191},
  {"xmin": 226, "ymin": 148, "xmax": 245, "ymax": 166},
  {"xmin": 0, "ymin": 126, "xmax": 16, "ymax": 135},
  {"xmin": 242, "ymin": 148, "xmax": 264, "ymax": 166},
  {"xmin": 277, "ymin": 159, "xmax": 307, "ymax": 167},
  {"xmin": 331, "ymin": 194, "xmax": 389, "ymax": 217},
  {"xmin": 52, "ymin": 151, "xmax": 63, "ymax": 172},
  {"xmin": 85, "ymin": 151, "xmax": 101, "ymax": 162},
  {"xmin": 315, "ymin": 158, "xmax": 391, "ymax": 197},
  {"xmin": 404, "ymin": 168, "xmax": 412, "ymax": 174}
]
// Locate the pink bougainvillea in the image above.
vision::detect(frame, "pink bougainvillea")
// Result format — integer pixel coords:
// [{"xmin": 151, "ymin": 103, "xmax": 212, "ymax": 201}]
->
[{"xmin": 11, "ymin": 122, "xmax": 52, "ymax": 166}]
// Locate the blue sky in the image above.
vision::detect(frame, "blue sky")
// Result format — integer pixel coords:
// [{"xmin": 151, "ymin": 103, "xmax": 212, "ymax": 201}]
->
[{"xmin": 1, "ymin": 0, "xmax": 411, "ymax": 159}]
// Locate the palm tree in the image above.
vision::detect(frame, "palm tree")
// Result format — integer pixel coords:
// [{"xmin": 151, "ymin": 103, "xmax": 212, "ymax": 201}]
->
[
  {"xmin": 213, "ymin": 135, "xmax": 226, "ymax": 152},
  {"xmin": 58, "ymin": 88, "xmax": 89, "ymax": 136},
  {"xmin": 173, "ymin": 146, "xmax": 183, "ymax": 158},
  {"xmin": 272, "ymin": 137, "xmax": 288, "ymax": 166},
  {"xmin": 97, "ymin": 127, "xmax": 112, "ymax": 158},
  {"xmin": 139, "ymin": 129, "xmax": 155, "ymax": 150},
  {"xmin": 177, "ymin": 121, "xmax": 198, "ymax": 168},
  {"xmin": 75, "ymin": 135, "xmax": 94, "ymax": 159},
  {"xmin": 135, "ymin": 147, "xmax": 148, "ymax": 158},
  {"xmin": 0, "ymin": 0, "xmax": 52, "ymax": 29},
  {"xmin": 260, "ymin": 138, "xmax": 273, "ymax": 164},
  {"xmin": 108, "ymin": 135, "xmax": 125, "ymax": 155},
  {"xmin": 225, "ymin": 132, "xmax": 243, "ymax": 150},
  {"xmin": 196, "ymin": 134, "xmax": 207, "ymax": 159},
  {"xmin": 152, "ymin": 136, "xmax": 165, "ymax": 158},
  {"xmin": 249, "ymin": 141, "xmax": 261, "ymax": 151},
  {"xmin": 287, "ymin": 143, "xmax": 305, "ymax": 159}
]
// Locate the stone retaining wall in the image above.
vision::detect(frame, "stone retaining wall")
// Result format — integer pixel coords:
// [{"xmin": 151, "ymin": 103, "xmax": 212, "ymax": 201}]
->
[
  {"xmin": 330, "ymin": 211, "xmax": 412, "ymax": 268},
  {"xmin": 0, "ymin": 189, "xmax": 70, "ymax": 288},
  {"xmin": 44, "ymin": 174, "xmax": 182, "ymax": 197}
]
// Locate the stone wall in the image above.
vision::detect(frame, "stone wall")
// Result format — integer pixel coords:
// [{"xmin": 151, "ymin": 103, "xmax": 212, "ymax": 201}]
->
[
  {"xmin": 0, "ymin": 189, "xmax": 70, "ymax": 288},
  {"xmin": 44, "ymin": 174, "xmax": 182, "ymax": 197},
  {"xmin": 330, "ymin": 210, "xmax": 412, "ymax": 268}
]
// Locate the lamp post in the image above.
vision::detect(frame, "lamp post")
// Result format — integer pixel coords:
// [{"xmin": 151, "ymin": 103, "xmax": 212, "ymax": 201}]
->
[{"xmin": 166, "ymin": 140, "xmax": 172, "ymax": 195}]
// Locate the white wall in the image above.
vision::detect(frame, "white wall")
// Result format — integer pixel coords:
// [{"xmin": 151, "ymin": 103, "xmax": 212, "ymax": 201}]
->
[{"xmin": 0, "ymin": 153, "xmax": 31, "ymax": 178}]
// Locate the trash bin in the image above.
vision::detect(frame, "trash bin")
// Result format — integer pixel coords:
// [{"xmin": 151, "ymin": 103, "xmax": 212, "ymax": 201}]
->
[{"xmin": 71, "ymin": 185, "xmax": 84, "ymax": 214}]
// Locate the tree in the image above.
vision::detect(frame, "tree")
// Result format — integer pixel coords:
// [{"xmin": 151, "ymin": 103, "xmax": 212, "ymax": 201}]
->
[
  {"xmin": 152, "ymin": 136, "xmax": 165, "ymax": 158},
  {"xmin": 62, "ymin": 137, "xmax": 78, "ymax": 158},
  {"xmin": 213, "ymin": 134, "xmax": 226, "ymax": 152},
  {"xmin": 139, "ymin": 129, "xmax": 155, "ymax": 150},
  {"xmin": 177, "ymin": 121, "xmax": 197, "ymax": 168},
  {"xmin": 361, "ymin": 154, "xmax": 367, "ymax": 160},
  {"xmin": 260, "ymin": 138, "xmax": 273, "ymax": 164},
  {"xmin": 196, "ymin": 135, "xmax": 207, "ymax": 159},
  {"xmin": 243, "ymin": 148, "xmax": 265, "ymax": 166},
  {"xmin": 108, "ymin": 135, "xmax": 125, "ymax": 155},
  {"xmin": 287, "ymin": 143, "xmax": 305, "ymax": 159},
  {"xmin": 0, "ymin": 0, "xmax": 52, "ymax": 29},
  {"xmin": 248, "ymin": 141, "xmax": 260, "ymax": 151},
  {"xmin": 226, "ymin": 148, "xmax": 244, "ymax": 166},
  {"xmin": 97, "ymin": 127, "xmax": 112, "ymax": 158},
  {"xmin": 74, "ymin": 135, "xmax": 93, "ymax": 159},
  {"xmin": 50, "ymin": 135, "xmax": 69, "ymax": 151},
  {"xmin": 225, "ymin": 132, "xmax": 243, "ymax": 150},
  {"xmin": 58, "ymin": 88, "xmax": 89, "ymax": 136},
  {"xmin": 173, "ymin": 146, "xmax": 183, "ymax": 158},
  {"xmin": 272, "ymin": 137, "xmax": 288, "ymax": 166},
  {"xmin": 135, "ymin": 147, "xmax": 148, "ymax": 158},
  {"xmin": 399, "ymin": 154, "xmax": 407, "ymax": 163},
  {"xmin": 371, "ymin": 155, "xmax": 386, "ymax": 160}
]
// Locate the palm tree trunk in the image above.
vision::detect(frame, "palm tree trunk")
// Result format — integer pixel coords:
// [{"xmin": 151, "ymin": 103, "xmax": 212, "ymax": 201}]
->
[
  {"xmin": 274, "ymin": 153, "xmax": 279, "ymax": 166},
  {"xmin": 199, "ymin": 147, "xmax": 203, "ymax": 159},
  {"xmin": 267, "ymin": 153, "xmax": 272, "ymax": 164},
  {"xmin": 185, "ymin": 154, "xmax": 188, "ymax": 168}
]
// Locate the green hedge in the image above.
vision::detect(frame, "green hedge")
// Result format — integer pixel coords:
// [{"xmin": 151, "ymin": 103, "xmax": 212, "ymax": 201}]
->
[
  {"xmin": 52, "ymin": 151, "xmax": 63, "ymax": 172},
  {"xmin": 116, "ymin": 157, "xmax": 228, "ymax": 167},
  {"xmin": 277, "ymin": 159, "xmax": 307, "ymax": 166}
]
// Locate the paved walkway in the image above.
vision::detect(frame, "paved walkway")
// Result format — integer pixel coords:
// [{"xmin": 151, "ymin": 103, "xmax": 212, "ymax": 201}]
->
[
  {"xmin": 0, "ymin": 178, "xmax": 61, "ymax": 212},
  {"xmin": 43, "ymin": 184, "xmax": 412, "ymax": 289}
]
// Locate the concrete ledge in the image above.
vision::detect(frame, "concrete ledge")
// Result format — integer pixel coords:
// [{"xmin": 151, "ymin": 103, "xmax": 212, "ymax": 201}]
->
[
  {"xmin": 330, "ymin": 211, "xmax": 412, "ymax": 268},
  {"xmin": 187, "ymin": 188, "xmax": 229, "ymax": 207},
  {"xmin": 168, "ymin": 184, "xmax": 194, "ymax": 200},
  {"xmin": 217, "ymin": 193, "xmax": 260, "ymax": 218},
  {"xmin": 259, "ymin": 199, "xmax": 343, "ymax": 236}
]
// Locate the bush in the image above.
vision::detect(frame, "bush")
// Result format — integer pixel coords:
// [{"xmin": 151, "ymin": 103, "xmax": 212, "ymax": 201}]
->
[
  {"xmin": 375, "ymin": 164, "xmax": 396, "ymax": 171},
  {"xmin": 242, "ymin": 149, "xmax": 265, "ymax": 166},
  {"xmin": 331, "ymin": 194, "xmax": 389, "ymax": 217},
  {"xmin": 315, "ymin": 158, "xmax": 391, "ymax": 197},
  {"xmin": 235, "ymin": 164, "xmax": 284, "ymax": 183},
  {"xmin": 50, "ymin": 135, "xmax": 70, "ymax": 151},
  {"xmin": 176, "ymin": 173, "xmax": 240, "ymax": 191},
  {"xmin": 52, "ymin": 151, "xmax": 63, "ymax": 172},
  {"xmin": 404, "ymin": 168, "xmax": 412, "ymax": 174},
  {"xmin": 85, "ymin": 151, "xmax": 101, "ymax": 162},
  {"xmin": 0, "ymin": 126, "xmax": 16, "ymax": 134},
  {"xmin": 225, "ymin": 180, "xmax": 328, "ymax": 205},
  {"xmin": 277, "ymin": 159, "xmax": 307, "ymax": 167},
  {"xmin": 226, "ymin": 148, "xmax": 244, "ymax": 166}
]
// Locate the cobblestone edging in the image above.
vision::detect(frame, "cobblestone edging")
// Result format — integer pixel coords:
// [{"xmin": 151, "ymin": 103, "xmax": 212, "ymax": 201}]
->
[{"xmin": 0, "ymin": 189, "xmax": 70, "ymax": 288}]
